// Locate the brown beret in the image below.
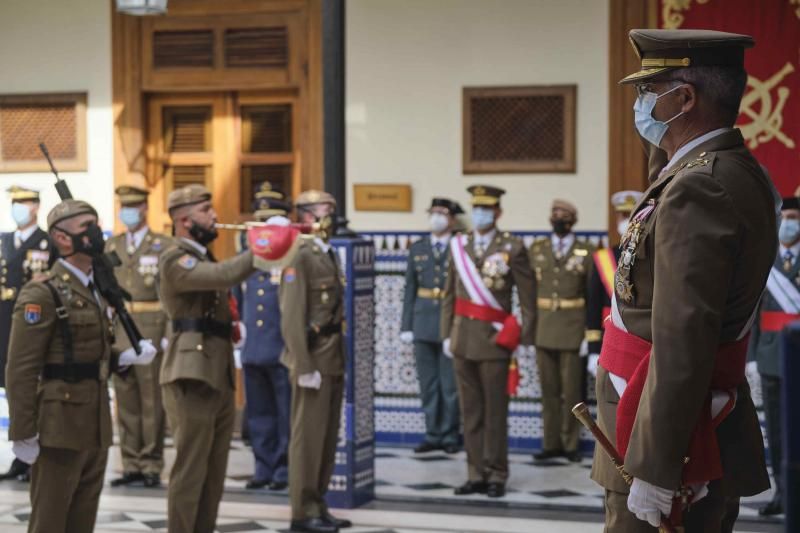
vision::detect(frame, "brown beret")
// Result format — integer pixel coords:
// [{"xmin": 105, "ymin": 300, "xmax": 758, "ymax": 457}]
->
[
  {"xmin": 168, "ymin": 184, "xmax": 212, "ymax": 213},
  {"xmin": 295, "ymin": 189, "xmax": 337, "ymax": 208},
  {"xmin": 551, "ymin": 199, "xmax": 578, "ymax": 218},
  {"xmin": 115, "ymin": 185, "xmax": 149, "ymax": 206},
  {"xmin": 47, "ymin": 199, "xmax": 98, "ymax": 230}
]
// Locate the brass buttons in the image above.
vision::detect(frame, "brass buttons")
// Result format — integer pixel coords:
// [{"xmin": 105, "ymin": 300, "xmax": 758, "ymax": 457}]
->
[
  {"xmin": 257, "ymin": 320, "xmax": 264, "ymax": 327},
  {"xmin": 257, "ymin": 289, "xmax": 265, "ymax": 296},
  {"xmin": 196, "ymin": 344, "xmax": 203, "ymax": 351}
]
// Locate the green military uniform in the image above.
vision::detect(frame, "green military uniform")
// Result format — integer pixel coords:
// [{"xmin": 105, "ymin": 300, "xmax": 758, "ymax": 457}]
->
[
  {"xmin": 106, "ymin": 186, "xmax": 171, "ymax": 482},
  {"xmin": 5, "ymin": 200, "xmax": 121, "ymax": 533},
  {"xmin": 441, "ymin": 185, "xmax": 536, "ymax": 488},
  {"xmin": 529, "ymin": 202, "xmax": 594, "ymax": 458},
  {"xmin": 159, "ymin": 185, "xmax": 256, "ymax": 533},
  {"xmin": 279, "ymin": 191, "xmax": 345, "ymax": 524},
  {"xmin": 593, "ymin": 30, "xmax": 774, "ymax": 532}
]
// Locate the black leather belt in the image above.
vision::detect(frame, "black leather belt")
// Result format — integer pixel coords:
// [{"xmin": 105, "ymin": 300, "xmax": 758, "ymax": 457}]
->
[
  {"xmin": 42, "ymin": 362, "xmax": 100, "ymax": 383},
  {"xmin": 316, "ymin": 323, "xmax": 343, "ymax": 336},
  {"xmin": 172, "ymin": 318, "xmax": 232, "ymax": 340}
]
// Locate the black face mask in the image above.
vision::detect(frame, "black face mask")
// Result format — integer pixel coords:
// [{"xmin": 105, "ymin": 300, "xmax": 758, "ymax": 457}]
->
[
  {"xmin": 189, "ymin": 219, "xmax": 218, "ymax": 246},
  {"xmin": 57, "ymin": 223, "xmax": 106, "ymax": 258},
  {"xmin": 550, "ymin": 219, "xmax": 573, "ymax": 236}
]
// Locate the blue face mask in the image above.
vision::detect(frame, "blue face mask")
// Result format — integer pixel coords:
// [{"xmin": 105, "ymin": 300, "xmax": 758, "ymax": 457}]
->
[
  {"xmin": 779, "ymin": 218, "xmax": 800, "ymax": 244},
  {"xmin": 471, "ymin": 207, "xmax": 495, "ymax": 231},
  {"xmin": 633, "ymin": 84, "xmax": 684, "ymax": 147},
  {"xmin": 11, "ymin": 202, "xmax": 32, "ymax": 227},
  {"xmin": 120, "ymin": 207, "xmax": 142, "ymax": 229}
]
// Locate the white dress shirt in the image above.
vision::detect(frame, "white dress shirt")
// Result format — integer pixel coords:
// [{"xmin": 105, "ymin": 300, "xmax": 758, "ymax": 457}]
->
[
  {"xmin": 551, "ymin": 233, "xmax": 575, "ymax": 257},
  {"xmin": 127, "ymin": 226, "xmax": 149, "ymax": 252},
  {"xmin": 473, "ymin": 229, "xmax": 496, "ymax": 255},
  {"xmin": 13, "ymin": 225, "xmax": 38, "ymax": 249}
]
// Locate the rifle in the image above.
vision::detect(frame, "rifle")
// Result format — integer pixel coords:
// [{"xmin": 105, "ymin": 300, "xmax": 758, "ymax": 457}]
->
[{"xmin": 39, "ymin": 142, "xmax": 144, "ymax": 353}]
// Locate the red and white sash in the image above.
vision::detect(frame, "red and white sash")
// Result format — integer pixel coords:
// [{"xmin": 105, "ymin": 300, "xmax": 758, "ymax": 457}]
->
[{"xmin": 450, "ymin": 234, "xmax": 504, "ymax": 330}]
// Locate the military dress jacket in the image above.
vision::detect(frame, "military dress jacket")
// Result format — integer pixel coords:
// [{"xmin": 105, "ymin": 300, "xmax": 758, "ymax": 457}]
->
[
  {"xmin": 529, "ymin": 236, "xmax": 594, "ymax": 350},
  {"xmin": 5, "ymin": 260, "xmax": 119, "ymax": 451},
  {"xmin": 440, "ymin": 231, "xmax": 536, "ymax": 361},
  {"xmin": 0, "ymin": 228, "xmax": 51, "ymax": 386},
  {"xmin": 401, "ymin": 236, "xmax": 450, "ymax": 343},
  {"xmin": 158, "ymin": 239, "xmax": 255, "ymax": 391},
  {"xmin": 106, "ymin": 230, "xmax": 171, "ymax": 350},
  {"xmin": 748, "ymin": 253, "xmax": 800, "ymax": 377},
  {"xmin": 279, "ymin": 236, "xmax": 344, "ymax": 377},
  {"xmin": 236, "ymin": 267, "xmax": 285, "ymax": 367},
  {"xmin": 592, "ymin": 129, "xmax": 775, "ymax": 495}
]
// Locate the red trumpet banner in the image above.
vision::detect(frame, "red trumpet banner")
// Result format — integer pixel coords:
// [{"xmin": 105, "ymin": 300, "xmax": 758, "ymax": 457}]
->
[{"xmin": 659, "ymin": 0, "xmax": 800, "ymax": 195}]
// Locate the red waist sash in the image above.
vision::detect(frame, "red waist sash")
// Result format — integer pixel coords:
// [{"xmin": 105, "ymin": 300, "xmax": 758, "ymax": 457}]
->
[
  {"xmin": 455, "ymin": 298, "xmax": 521, "ymax": 351},
  {"xmin": 598, "ymin": 321, "xmax": 748, "ymax": 484},
  {"xmin": 602, "ymin": 306, "xmax": 611, "ymax": 327},
  {"xmin": 760, "ymin": 310, "xmax": 800, "ymax": 332}
]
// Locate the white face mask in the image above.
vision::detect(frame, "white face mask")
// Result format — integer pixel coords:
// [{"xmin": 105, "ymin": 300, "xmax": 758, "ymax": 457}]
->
[
  {"xmin": 617, "ymin": 220, "xmax": 629, "ymax": 237},
  {"xmin": 471, "ymin": 207, "xmax": 495, "ymax": 231},
  {"xmin": 11, "ymin": 203, "xmax": 33, "ymax": 227},
  {"xmin": 633, "ymin": 84, "xmax": 685, "ymax": 147},
  {"xmin": 429, "ymin": 213, "xmax": 449, "ymax": 234}
]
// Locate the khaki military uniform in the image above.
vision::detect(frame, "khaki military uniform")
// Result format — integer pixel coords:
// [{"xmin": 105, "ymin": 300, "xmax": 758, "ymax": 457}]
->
[
  {"xmin": 593, "ymin": 129, "xmax": 775, "ymax": 530},
  {"xmin": 279, "ymin": 236, "xmax": 345, "ymax": 520},
  {"xmin": 159, "ymin": 239, "xmax": 255, "ymax": 533},
  {"xmin": 529, "ymin": 237, "xmax": 594, "ymax": 454},
  {"xmin": 441, "ymin": 231, "xmax": 536, "ymax": 483},
  {"xmin": 5, "ymin": 260, "xmax": 120, "ymax": 533},
  {"xmin": 106, "ymin": 230, "xmax": 170, "ymax": 477}
]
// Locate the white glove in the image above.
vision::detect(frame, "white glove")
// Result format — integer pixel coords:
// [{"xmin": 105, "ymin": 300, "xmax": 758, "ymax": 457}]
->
[
  {"xmin": 234, "ymin": 323, "xmax": 247, "ymax": 350},
  {"xmin": 588, "ymin": 354, "xmax": 600, "ymax": 377},
  {"xmin": 442, "ymin": 338, "xmax": 453, "ymax": 358},
  {"xmin": 579, "ymin": 338, "xmax": 589, "ymax": 357},
  {"xmin": 12, "ymin": 437, "xmax": 40, "ymax": 465},
  {"xmin": 745, "ymin": 360, "xmax": 758, "ymax": 377},
  {"xmin": 399, "ymin": 331, "xmax": 414, "ymax": 344},
  {"xmin": 298, "ymin": 371, "xmax": 322, "ymax": 389},
  {"xmin": 627, "ymin": 478, "xmax": 673, "ymax": 528},
  {"xmin": 119, "ymin": 339, "xmax": 158, "ymax": 367},
  {"xmin": 160, "ymin": 337, "xmax": 169, "ymax": 351}
]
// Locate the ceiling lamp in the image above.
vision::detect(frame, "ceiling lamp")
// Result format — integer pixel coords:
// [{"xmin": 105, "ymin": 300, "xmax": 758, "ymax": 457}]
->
[{"xmin": 116, "ymin": 0, "xmax": 167, "ymax": 16}]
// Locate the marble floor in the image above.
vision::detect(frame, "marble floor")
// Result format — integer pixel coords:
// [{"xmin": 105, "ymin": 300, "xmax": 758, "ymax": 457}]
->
[{"xmin": 0, "ymin": 432, "xmax": 784, "ymax": 532}]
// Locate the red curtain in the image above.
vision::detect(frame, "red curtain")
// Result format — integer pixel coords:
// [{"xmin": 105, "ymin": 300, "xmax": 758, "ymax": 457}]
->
[{"xmin": 658, "ymin": 0, "xmax": 800, "ymax": 195}]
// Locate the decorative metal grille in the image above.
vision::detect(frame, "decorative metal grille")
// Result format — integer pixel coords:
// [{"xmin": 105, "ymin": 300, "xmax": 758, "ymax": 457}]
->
[{"xmin": 0, "ymin": 103, "xmax": 76, "ymax": 161}]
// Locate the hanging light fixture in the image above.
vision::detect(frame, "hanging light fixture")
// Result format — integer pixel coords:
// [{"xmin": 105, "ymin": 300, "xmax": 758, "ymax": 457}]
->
[{"xmin": 116, "ymin": 0, "xmax": 168, "ymax": 16}]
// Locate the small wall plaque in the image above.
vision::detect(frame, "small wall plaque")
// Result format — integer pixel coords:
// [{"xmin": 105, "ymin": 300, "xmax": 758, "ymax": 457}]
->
[{"xmin": 353, "ymin": 184, "xmax": 412, "ymax": 212}]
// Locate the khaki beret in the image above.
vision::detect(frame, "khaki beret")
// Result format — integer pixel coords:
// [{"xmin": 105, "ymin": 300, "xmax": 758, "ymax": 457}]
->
[
  {"xmin": 551, "ymin": 199, "xmax": 578, "ymax": 218},
  {"xmin": 167, "ymin": 184, "xmax": 212, "ymax": 213},
  {"xmin": 7, "ymin": 185, "xmax": 40, "ymax": 203},
  {"xmin": 611, "ymin": 190, "xmax": 644, "ymax": 213},
  {"xmin": 295, "ymin": 189, "xmax": 337, "ymax": 208},
  {"xmin": 621, "ymin": 29, "xmax": 754, "ymax": 84},
  {"xmin": 47, "ymin": 199, "xmax": 98, "ymax": 230},
  {"xmin": 467, "ymin": 185, "xmax": 505, "ymax": 207},
  {"xmin": 115, "ymin": 185, "xmax": 149, "ymax": 206}
]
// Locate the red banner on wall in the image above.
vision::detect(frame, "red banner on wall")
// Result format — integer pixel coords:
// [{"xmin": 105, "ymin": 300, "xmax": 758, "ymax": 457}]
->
[{"xmin": 659, "ymin": 0, "xmax": 800, "ymax": 196}]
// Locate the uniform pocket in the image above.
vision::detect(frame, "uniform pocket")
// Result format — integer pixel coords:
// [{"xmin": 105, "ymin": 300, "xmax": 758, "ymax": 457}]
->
[{"xmin": 38, "ymin": 382, "xmax": 96, "ymax": 445}]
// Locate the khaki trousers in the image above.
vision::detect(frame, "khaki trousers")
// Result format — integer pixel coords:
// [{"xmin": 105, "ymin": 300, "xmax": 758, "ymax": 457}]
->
[
  {"xmin": 537, "ymin": 348, "xmax": 582, "ymax": 452},
  {"xmin": 113, "ymin": 352, "xmax": 165, "ymax": 475},
  {"xmin": 289, "ymin": 373, "xmax": 344, "ymax": 520},
  {"xmin": 453, "ymin": 357, "xmax": 509, "ymax": 483},
  {"xmin": 604, "ymin": 480, "xmax": 740, "ymax": 533},
  {"xmin": 163, "ymin": 379, "xmax": 235, "ymax": 533},
  {"xmin": 28, "ymin": 446, "xmax": 108, "ymax": 533}
]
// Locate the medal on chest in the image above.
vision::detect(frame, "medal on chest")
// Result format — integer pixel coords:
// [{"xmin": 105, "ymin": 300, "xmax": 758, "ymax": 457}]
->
[
  {"xmin": 616, "ymin": 200, "xmax": 656, "ymax": 302},
  {"xmin": 481, "ymin": 252, "xmax": 510, "ymax": 290},
  {"xmin": 138, "ymin": 255, "xmax": 159, "ymax": 286}
]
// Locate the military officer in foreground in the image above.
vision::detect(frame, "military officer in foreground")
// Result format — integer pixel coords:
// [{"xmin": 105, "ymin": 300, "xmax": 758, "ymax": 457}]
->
[
  {"xmin": 236, "ymin": 183, "xmax": 293, "ymax": 491},
  {"xmin": 281, "ymin": 190, "xmax": 350, "ymax": 533},
  {"xmin": 106, "ymin": 186, "xmax": 170, "ymax": 488},
  {"xmin": 400, "ymin": 197, "xmax": 463, "ymax": 455},
  {"xmin": 593, "ymin": 30, "xmax": 776, "ymax": 531},
  {"xmin": 0, "ymin": 186, "xmax": 50, "ymax": 483},
  {"xmin": 585, "ymin": 190, "xmax": 643, "ymax": 379},
  {"xmin": 159, "ymin": 185, "xmax": 260, "ymax": 533},
  {"xmin": 441, "ymin": 185, "xmax": 536, "ymax": 498},
  {"xmin": 6, "ymin": 199, "xmax": 157, "ymax": 533},
  {"xmin": 530, "ymin": 199, "xmax": 594, "ymax": 463},
  {"xmin": 746, "ymin": 188, "xmax": 800, "ymax": 516}
]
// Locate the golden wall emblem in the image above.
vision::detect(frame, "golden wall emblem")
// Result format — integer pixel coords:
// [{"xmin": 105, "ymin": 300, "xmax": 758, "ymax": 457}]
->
[{"xmin": 739, "ymin": 62, "xmax": 796, "ymax": 150}]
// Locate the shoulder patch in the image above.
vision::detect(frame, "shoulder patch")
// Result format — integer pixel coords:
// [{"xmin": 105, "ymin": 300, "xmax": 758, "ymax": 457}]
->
[
  {"xmin": 283, "ymin": 267, "xmax": 296, "ymax": 283},
  {"xmin": 24, "ymin": 304, "xmax": 42, "ymax": 324},
  {"xmin": 177, "ymin": 255, "xmax": 198, "ymax": 270}
]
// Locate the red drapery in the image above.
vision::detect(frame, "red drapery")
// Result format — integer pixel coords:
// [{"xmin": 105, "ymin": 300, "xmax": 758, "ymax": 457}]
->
[{"xmin": 658, "ymin": 0, "xmax": 800, "ymax": 195}]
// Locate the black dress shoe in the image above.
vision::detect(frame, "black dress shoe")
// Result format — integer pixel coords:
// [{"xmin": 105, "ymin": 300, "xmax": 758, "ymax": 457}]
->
[
  {"xmin": 269, "ymin": 480, "xmax": 288, "ymax": 491},
  {"xmin": 565, "ymin": 450, "xmax": 583, "ymax": 463},
  {"xmin": 245, "ymin": 478, "xmax": 270, "ymax": 490},
  {"xmin": 532, "ymin": 449, "xmax": 564, "ymax": 461},
  {"xmin": 487, "ymin": 482, "xmax": 506, "ymax": 498},
  {"xmin": 143, "ymin": 473, "xmax": 161, "ymax": 487},
  {"xmin": 758, "ymin": 494, "xmax": 783, "ymax": 516},
  {"xmin": 443, "ymin": 444, "xmax": 460, "ymax": 454},
  {"xmin": 290, "ymin": 518, "xmax": 339, "ymax": 533},
  {"xmin": 321, "ymin": 510, "xmax": 352, "ymax": 528},
  {"xmin": 0, "ymin": 458, "xmax": 30, "ymax": 481},
  {"xmin": 454, "ymin": 480, "xmax": 488, "ymax": 495},
  {"xmin": 413, "ymin": 441, "xmax": 441, "ymax": 454},
  {"xmin": 110, "ymin": 472, "xmax": 145, "ymax": 487}
]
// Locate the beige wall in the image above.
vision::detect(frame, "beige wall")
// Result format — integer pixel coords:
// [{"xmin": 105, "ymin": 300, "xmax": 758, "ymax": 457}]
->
[
  {"xmin": 346, "ymin": 0, "xmax": 610, "ymax": 232},
  {"xmin": 0, "ymin": 0, "xmax": 113, "ymax": 232}
]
